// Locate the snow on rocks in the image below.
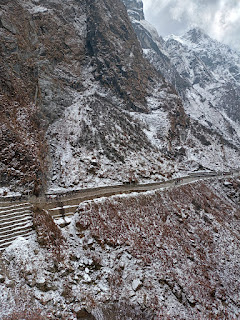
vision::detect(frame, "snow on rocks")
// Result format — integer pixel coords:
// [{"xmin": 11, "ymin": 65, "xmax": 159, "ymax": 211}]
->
[
  {"xmin": 1, "ymin": 178, "xmax": 239, "ymax": 318},
  {"xmin": 132, "ymin": 278, "xmax": 142, "ymax": 291}
]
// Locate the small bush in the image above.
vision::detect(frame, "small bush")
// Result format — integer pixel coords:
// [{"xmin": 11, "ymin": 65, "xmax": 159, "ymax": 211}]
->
[{"xmin": 3, "ymin": 309, "xmax": 45, "ymax": 320}]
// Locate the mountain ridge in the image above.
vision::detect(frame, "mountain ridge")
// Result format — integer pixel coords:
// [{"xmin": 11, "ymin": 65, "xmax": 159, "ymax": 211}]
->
[{"xmin": 123, "ymin": 0, "xmax": 240, "ymax": 172}]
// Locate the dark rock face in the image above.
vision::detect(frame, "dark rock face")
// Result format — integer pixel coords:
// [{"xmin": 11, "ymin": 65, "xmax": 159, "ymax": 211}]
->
[
  {"xmin": 85, "ymin": 0, "xmax": 155, "ymax": 112},
  {"xmin": 122, "ymin": 0, "xmax": 144, "ymax": 21},
  {"xmin": 0, "ymin": 20, "xmax": 47, "ymax": 192},
  {"xmin": 122, "ymin": 0, "xmax": 190, "ymax": 97},
  {"xmin": 76, "ymin": 308, "xmax": 96, "ymax": 320},
  {"xmin": 0, "ymin": 0, "xmax": 189, "ymax": 192}
]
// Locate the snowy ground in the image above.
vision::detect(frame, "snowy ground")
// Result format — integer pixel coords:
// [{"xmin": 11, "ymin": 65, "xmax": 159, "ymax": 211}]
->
[{"xmin": 0, "ymin": 177, "xmax": 240, "ymax": 319}]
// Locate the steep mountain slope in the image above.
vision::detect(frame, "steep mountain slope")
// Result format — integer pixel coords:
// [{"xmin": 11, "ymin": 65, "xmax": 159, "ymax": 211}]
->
[
  {"xmin": 1, "ymin": 177, "xmax": 240, "ymax": 319},
  {"xmin": 1, "ymin": 0, "xmax": 240, "ymax": 196},
  {"xmin": 164, "ymin": 28, "xmax": 240, "ymax": 140},
  {"xmin": 123, "ymin": 0, "xmax": 240, "ymax": 171},
  {"xmin": 122, "ymin": 0, "xmax": 190, "ymax": 97},
  {"xmin": 0, "ymin": 0, "xmax": 190, "ymax": 194}
]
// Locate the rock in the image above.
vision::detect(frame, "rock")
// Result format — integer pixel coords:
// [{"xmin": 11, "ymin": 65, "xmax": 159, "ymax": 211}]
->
[
  {"xmin": 98, "ymin": 282, "xmax": 109, "ymax": 293},
  {"xmin": 83, "ymin": 274, "xmax": 92, "ymax": 283},
  {"xmin": 5, "ymin": 278, "xmax": 14, "ymax": 288},
  {"xmin": 0, "ymin": 274, "xmax": 5, "ymax": 283},
  {"xmin": 35, "ymin": 276, "xmax": 47, "ymax": 291},
  {"xmin": 0, "ymin": 14, "xmax": 17, "ymax": 34},
  {"xmin": 132, "ymin": 278, "xmax": 142, "ymax": 291},
  {"xmin": 75, "ymin": 308, "xmax": 96, "ymax": 319},
  {"xmin": 87, "ymin": 238, "xmax": 94, "ymax": 245},
  {"xmin": 187, "ymin": 294, "xmax": 197, "ymax": 306}
]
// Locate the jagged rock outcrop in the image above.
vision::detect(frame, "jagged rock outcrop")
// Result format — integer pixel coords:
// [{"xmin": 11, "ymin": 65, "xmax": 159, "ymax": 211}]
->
[{"xmin": 122, "ymin": 0, "xmax": 190, "ymax": 96}]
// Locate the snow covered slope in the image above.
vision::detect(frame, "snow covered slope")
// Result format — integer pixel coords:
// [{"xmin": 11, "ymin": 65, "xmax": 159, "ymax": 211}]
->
[
  {"xmin": 1, "ymin": 0, "xmax": 240, "ymax": 195},
  {"xmin": 165, "ymin": 28, "xmax": 240, "ymax": 128},
  {"xmin": 1, "ymin": 177, "xmax": 240, "ymax": 319},
  {"xmin": 123, "ymin": 0, "xmax": 240, "ymax": 172},
  {"xmin": 0, "ymin": 0, "xmax": 188, "ymax": 193}
]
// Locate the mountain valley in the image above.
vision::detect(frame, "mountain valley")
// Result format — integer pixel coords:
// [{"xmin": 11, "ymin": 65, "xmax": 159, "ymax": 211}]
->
[{"xmin": 0, "ymin": 0, "xmax": 240, "ymax": 319}]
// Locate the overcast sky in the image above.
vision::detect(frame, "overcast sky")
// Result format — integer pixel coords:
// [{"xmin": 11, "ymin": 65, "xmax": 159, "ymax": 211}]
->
[{"xmin": 142, "ymin": 0, "xmax": 240, "ymax": 51}]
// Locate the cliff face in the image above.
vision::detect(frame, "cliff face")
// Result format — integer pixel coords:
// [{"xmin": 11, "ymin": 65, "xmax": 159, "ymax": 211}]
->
[
  {"xmin": 85, "ymin": 0, "xmax": 154, "ymax": 112},
  {"xmin": 0, "ymin": 1, "xmax": 48, "ymax": 194},
  {"xmin": 122, "ymin": 0, "xmax": 190, "ymax": 96},
  {"xmin": 1, "ymin": 0, "xmax": 240, "ymax": 195},
  {"xmin": 1, "ymin": 2, "xmax": 240, "ymax": 319},
  {"xmin": 1, "ymin": 0, "xmax": 189, "ymax": 193}
]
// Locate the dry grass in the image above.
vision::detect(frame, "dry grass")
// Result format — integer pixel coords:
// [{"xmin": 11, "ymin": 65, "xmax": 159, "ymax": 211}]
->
[
  {"xmin": 2, "ymin": 310, "xmax": 45, "ymax": 320},
  {"xmin": 1, "ymin": 286, "xmax": 44, "ymax": 320},
  {"xmin": 32, "ymin": 206, "xmax": 66, "ymax": 262},
  {"xmin": 75, "ymin": 181, "xmax": 240, "ymax": 318}
]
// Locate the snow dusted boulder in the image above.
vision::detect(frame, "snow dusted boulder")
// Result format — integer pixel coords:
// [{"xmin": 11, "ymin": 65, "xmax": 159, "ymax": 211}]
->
[{"xmin": 132, "ymin": 278, "xmax": 142, "ymax": 291}]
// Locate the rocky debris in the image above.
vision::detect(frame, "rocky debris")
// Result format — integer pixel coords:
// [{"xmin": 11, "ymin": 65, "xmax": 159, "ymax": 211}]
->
[{"xmin": 0, "ymin": 179, "xmax": 240, "ymax": 319}]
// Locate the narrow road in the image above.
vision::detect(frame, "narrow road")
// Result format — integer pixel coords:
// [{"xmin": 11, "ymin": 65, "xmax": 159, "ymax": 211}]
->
[
  {"xmin": 34, "ymin": 170, "xmax": 239, "ymax": 221},
  {"xmin": 0, "ymin": 170, "xmax": 238, "ymax": 250}
]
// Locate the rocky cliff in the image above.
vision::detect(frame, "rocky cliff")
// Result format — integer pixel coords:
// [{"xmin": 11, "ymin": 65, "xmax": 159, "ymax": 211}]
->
[
  {"xmin": 1, "ymin": 0, "xmax": 240, "ymax": 194},
  {"xmin": 165, "ymin": 28, "xmax": 240, "ymax": 124},
  {"xmin": 1, "ymin": 1, "xmax": 240, "ymax": 319},
  {"xmin": 1, "ymin": 0, "xmax": 190, "ymax": 194}
]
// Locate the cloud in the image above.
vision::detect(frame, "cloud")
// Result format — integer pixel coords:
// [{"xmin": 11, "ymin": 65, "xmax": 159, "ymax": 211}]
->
[{"xmin": 142, "ymin": 0, "xmax": 240, "ymax": 51}]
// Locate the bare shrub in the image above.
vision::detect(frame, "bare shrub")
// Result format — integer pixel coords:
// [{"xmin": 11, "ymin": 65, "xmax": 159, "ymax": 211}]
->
[
  {"xmin": 75, "ymin": 181, "xmax": 239, "ymax": 317},
  {"xmin": 2, "ymin": 309, "xmax": 45, "ymax": 320},
  {"xmin": 2, "ymin": 286, "xmax": 45, "ymax": 320}
]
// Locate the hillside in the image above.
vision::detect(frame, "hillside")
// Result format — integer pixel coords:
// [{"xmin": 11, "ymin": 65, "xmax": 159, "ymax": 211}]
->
[
  {"xmin": 123, "ymin": 0, "xmax": 240, "ymax": 173},
  {"xmin": 1, "ymin": 177, "xmax": 240, "ymax": 319},
  {"xmin": 0, "ymin": 0, "xmax": 190, "ymax": 195},
  {"xmin": 0, "ymin": 1, "xmax": 240, "ymax": 319}
]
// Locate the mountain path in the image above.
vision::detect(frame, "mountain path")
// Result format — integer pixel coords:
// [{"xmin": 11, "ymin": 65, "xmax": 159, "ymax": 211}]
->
[{"xmin": 0, "ymin": 171, "xmax": 239, "ymax": 252}]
